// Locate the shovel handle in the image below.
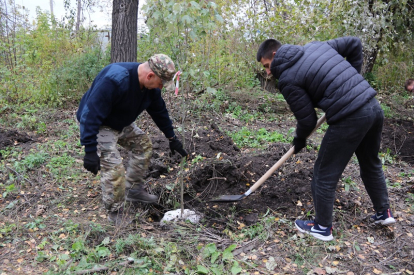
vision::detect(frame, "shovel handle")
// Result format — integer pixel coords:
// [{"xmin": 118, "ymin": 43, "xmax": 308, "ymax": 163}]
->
[{"xmin": 245, "ymin": 114, "xmax": 327, "ymax": 196}]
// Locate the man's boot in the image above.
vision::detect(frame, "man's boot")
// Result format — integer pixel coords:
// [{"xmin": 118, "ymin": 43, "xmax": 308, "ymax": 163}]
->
[{"xmin": 125, "ymin": 186, "xmax": 158, "ymax": 204}]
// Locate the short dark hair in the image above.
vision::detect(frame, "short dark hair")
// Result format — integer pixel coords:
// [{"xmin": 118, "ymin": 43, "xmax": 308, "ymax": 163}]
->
[
  {"xmin": 404, "ymin": 79, "xmax": 414, "ymax": 91},
  {"xmin": 256, "ymin": 39, "xmax": 282, "ymax": 62}
]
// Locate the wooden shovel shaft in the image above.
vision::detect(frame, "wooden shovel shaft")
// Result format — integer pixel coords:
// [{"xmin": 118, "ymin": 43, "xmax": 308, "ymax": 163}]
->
[{"xmin": 245, "ymin": 114, "xmax": 327, "ymax": 196}]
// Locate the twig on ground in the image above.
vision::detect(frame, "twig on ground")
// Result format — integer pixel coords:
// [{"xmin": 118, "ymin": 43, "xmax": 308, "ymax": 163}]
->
[
  {"xmin": 75, "ymin": 265, "xmax": 108, "ymax": 274},
  {"xmin": 62, "ymin": 259, "xmax": 73, "ymax": 273},
  {"xmin": 207, "ymin": 177, "xmax": 227, "ymax": 181},
  {"xmin": 233, "ymin": 238, "xmax": 260, "ymax": 256},
  {"xmin": 6, "ymin": 166, "xmax": 35, "ymax": 186},
  {"xmin": 118, "ymin": 259, "xmax": 135, "ymax": 267}
]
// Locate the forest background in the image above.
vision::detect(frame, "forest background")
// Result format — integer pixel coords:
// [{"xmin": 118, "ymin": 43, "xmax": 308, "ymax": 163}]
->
[{"xmin": 1, "ymin": 0, "xmax": 413, "ymax": 106}]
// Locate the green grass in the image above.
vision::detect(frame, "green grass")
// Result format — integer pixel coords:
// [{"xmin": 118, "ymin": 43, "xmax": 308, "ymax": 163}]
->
[
  {"xmin": 228, "ymin": 127, "xmax": 291, "ymax": 148},
  {"xmin": 191, "ymin": 154, "xmax": 205, "ymax": 164},
  {"xmin": 342, "ymin": 176, "xmax": 359, "ymax": 192},
  {"xmin": 379, "ymin": 148, "xmax": 395, "ymax": 165},
  {"xmin": 381, "ymin": 103, "xmax": 394, "ymax": 118},
  {"xmin": 316, "ymin": 122, "xmax": 328, "ymax": 133}
]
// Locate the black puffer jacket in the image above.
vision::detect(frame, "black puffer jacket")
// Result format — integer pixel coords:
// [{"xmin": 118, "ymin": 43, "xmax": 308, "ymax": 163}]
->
[{"xmin": 270, "ymin": 36, "xmax": 377, "ymax": 139}]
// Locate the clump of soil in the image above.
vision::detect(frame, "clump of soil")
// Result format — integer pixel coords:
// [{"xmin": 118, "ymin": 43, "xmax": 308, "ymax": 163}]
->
[
  {"xmin": 0, "ymin": 128, "xmax": 32, "ymax": 149},
  {"xmin": 0, "ymin": 128, "xmax": 33, "ymax": 159},
  {"xmin": 381, "ymin": 118, "xmax": 414, "ymax": 164}
]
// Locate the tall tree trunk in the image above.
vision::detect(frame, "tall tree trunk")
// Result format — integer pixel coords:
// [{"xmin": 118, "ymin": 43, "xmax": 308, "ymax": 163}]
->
[
  {"xmin": 76, "ymin": 0, "xmax": 81, "ymax": 33},
  {"xmin": 49, "ymin": 0, "xmax": 53, "ymax": 16},
  {"xmin": 50, "ymin": 0, "xmax": 55, "ymax": 27},
  {"xmin": 111, "ymin": 0, "xmax": 138, "ymax": 63}
]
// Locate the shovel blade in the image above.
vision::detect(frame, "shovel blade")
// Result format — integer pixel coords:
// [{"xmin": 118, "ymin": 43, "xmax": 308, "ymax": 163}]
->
[{"xmin": 209, "ymin": 194, "xmax": 246, "ymax": 202}]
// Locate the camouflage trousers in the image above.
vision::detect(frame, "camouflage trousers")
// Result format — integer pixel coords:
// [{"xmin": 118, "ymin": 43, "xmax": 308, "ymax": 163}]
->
[{"xmin": 97, "ymin": 123, "xmax": 152, "ymax": 212}]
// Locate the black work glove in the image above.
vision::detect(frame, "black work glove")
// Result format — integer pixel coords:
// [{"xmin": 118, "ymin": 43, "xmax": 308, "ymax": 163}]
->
[
  {"xmin": 83, "ymin": 151, "xmax": 101, "ymax": 175},
  {"xmin": 169, "ymin": 136, "xmax": 188, "ymax": 158},
  {"xmin": 293, "ymin": 137, "xmax": 306, "ymax": 154}
]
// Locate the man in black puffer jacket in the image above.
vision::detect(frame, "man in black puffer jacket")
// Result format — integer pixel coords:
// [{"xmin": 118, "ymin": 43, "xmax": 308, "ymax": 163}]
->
[{"xmin": 257, "ymin": 37, "xmax": 395, "ymax": 241}]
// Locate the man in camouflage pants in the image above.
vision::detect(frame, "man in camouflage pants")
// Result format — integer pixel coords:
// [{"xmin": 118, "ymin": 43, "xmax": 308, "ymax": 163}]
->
[{"xmin": 76, "ymin": 54, "xmax": 188, "ymax": 225}]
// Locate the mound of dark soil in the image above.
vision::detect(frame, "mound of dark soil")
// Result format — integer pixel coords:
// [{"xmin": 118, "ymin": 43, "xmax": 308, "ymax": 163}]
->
[
  {"xmin": 381, "ymin": 118, "xmax": 414, "ymax": 164},
  {"xmin": 0, "ymin": 128, "xmax": 33, "ymax": 156},
  {"xmin": 185, "ymin": 147, "xmax": 316, "ymax": 227},
  {"xmin": 143, "ymin": 117, "xmax": 413, "ymax": 229},
  {"xmin": 146, "ymin": 122, "xmax": 317, "ymax": 226}
]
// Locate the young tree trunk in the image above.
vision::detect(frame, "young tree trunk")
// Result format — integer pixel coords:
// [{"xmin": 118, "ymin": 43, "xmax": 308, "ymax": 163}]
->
[
  {"xmin": 111, "ymin": 0, "xmax": 138, "ymax": 63},
  {"xmin": 362, "ymin": 48, "xmax": 379, "ymax": 75},
  {"xmin": 76, "ymin": 0, "xmax": 81, "ymax": 33}
]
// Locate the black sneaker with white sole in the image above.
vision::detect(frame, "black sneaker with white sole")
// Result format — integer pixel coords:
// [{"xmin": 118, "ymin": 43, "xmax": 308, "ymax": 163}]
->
[
  {"xmin": 370, "ymin": 209, "xmax": 396, "ymax": 225},
  {"xmin": 295, "ymin": 220, "xmax": 333, "ymax": 241}
]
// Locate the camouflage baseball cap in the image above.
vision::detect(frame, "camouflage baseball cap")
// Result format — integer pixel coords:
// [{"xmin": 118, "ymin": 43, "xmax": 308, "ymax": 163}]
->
[{"xmin": 148, "ymin": 54, "xmax": 176, "ymax": 82}]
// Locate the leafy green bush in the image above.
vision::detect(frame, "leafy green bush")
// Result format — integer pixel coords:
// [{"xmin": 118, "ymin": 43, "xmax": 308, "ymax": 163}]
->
[
  {"xmin": 48, "ymin": 48, "xmax": 109, "ymax": 104},
  {"xmin": 0, "ymin": 8, "xmax": 106, "ymax": 107},
  {"xmin": 364, "ymin": 72, "xmax": 381, "ymax": 90}
]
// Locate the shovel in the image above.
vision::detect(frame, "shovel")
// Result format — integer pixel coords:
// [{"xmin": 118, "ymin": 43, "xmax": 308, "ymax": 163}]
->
[{"xmin": 210, "ymin": 114, "xmax": 326, "ymax": 202}]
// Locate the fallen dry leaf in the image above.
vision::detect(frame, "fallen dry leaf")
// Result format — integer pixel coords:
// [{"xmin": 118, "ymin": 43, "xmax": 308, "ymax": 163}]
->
[
  {"xmin": 265, "ymin": 256, "xmax": 277, "ymax": 271},
  {"xmin": 313, "ymin": 267, "xmax": 326, "ymax": 275},
  {"xmin": 325, "ymin": 266, "xmax": 337, "ymax": 274},
  {"xmin": 87, "ymin": 191, "xmax": 98, "ymax": 197},
  {"xmin": 36, "ymin": 205, "xmax": 46, "ymax": 216},
  {"xmin": 373, "ymin": 268, "xmax": 382, "ymax": 274},
  {"xmin": 140, "ymin": 225, "xmax": 154, "ymax": 230}
]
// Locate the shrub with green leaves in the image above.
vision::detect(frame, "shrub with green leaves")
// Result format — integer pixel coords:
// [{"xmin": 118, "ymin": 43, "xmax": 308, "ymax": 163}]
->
[
  {"xmin": 0, "ymin": 8, "xmax": 105, "ymax": 107},
  {"xmin": 48, "ymin": 48, "xmax": 109, "ymax": 104},
  {"xmin": 198, "ymin": 243, "xmax": 241, "ymax": 275}
]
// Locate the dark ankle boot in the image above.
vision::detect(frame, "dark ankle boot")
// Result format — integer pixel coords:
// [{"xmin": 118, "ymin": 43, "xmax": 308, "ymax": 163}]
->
[{"xmin": 125, "ymin": 187, "xmax": 158, "ymax": 203}]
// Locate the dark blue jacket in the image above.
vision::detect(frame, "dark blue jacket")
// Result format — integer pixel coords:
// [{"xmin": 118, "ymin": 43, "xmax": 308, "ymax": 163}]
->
[
  {"xmin": 76, "ymin": 62, "xmax": 175, "ymax": 153},
  {"xmin": 270, "ymin": 36, "xmax": 377, "ymax": 139}
]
